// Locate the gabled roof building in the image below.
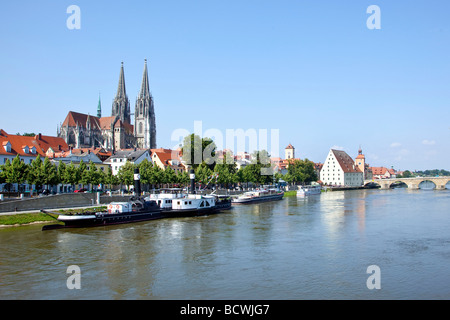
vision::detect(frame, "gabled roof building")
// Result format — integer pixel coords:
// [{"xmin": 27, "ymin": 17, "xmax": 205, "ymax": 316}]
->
[{"xmin": 320, "ymin": 149, "xmax": 364, "ymax": 187}]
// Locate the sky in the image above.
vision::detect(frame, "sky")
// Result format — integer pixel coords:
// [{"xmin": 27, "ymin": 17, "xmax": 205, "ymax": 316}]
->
[{"xmin": 0, "ymin": 0, "xmax": 449, "ymax": 171}]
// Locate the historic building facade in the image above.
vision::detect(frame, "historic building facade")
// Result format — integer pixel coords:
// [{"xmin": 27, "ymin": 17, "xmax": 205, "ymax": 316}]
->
[{"xmin": 58, "ymin": 61, "xmax": 157, "ymax": 151}]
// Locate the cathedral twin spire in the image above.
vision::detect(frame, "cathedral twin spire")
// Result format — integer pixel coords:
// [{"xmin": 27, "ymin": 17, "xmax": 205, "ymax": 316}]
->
[{"xmin": 111, "ymin": 60, "xmax": 156, "ymax": 149}]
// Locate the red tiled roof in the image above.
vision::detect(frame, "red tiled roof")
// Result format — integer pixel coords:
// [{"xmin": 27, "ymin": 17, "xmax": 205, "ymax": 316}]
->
[
  {"xmin": 285, "ymin": 144, "xmax": 294, "ymax": 150},
  {"xmin": 62, "ymin": 111, "xmax": 100, "ymax": 129},
  {"xmin": 370, "ymin": 167, "xmax": 389, "ymax": 175},
  {"xmin": 0, "ymin": 130, "xmax": 69, "ymax": 158},
  {"xmin": 99, "ymin": 116, "xmax": 116, "ymax": 130},
  {"xmin": 331, "ymin": 149, "xmax": 361, "ymax": 173},
  {"xmin": 62, "ymin": 112, "xmax": 133, "ymax": 134}
]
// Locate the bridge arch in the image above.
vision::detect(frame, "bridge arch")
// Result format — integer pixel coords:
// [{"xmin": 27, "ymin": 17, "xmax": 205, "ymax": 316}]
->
[
  {"xmin": 418, "ymin": 180, "xmax": 436, "ymax": 190},
  {"xmin": 389, "ymin": 181, "xmax": 408, "ymax": 189},
  {"xmin": 364, "ymin": 181, "xmax": 381, "ymax": 189}
]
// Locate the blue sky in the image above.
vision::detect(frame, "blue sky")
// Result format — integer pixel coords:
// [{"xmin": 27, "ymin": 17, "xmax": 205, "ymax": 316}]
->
[{"xmin": 0, "ymin": 0, "xmax": 449, "ymax": 170}]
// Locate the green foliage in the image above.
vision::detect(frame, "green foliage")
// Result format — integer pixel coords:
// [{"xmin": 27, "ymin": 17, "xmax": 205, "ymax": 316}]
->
[
  {"xmin": 64, "ymin": 162, "xmax": 81, "ymax": 186},
  {"xmin": 399, "ymin": 170, "xmax": 413, "ymax": 178},
  {"xmin": 214, "ymin": 155, "xmax": 237, "ymax": 188},
  {"xmin": 3, "ymin": 155, "xmax": 29, "ymax": 185},
  {"xmin": 139, "ymin": 159, "xmax": 164, "ymax": 187},
  {"xmin": 176, "ymin": 170, "xmax": 189, "ymax": 186},
  {"xmin": 164, "ymin": 166, "xmax": 177, "ymax": 186},
  {"xmin": 181, "ymin": 134, "xmax": 217, "ymax": 170},
  {"xmin": 104, "ymin": 166, "xmax": 119, "ymax": 187},
  {"xmin": 57, "ymin": 161, "xmax": 66, "ymax": 184},
  {"xmin": 286, "ymin": 158, "xmax": 318, "ymax": 184},
  {"xmin": 117, "ymin": 161, "xmax": 136, "ymax": 187},
  {"xmin": 84, "ymin": 161, "xmax": 104, "ymax": 189},
  {"xmin": 195, "ymin": 163, "xmax": 213, "ymax": 186},
  {"xmin": 41, "ymin": 157, "xmax": 58, "ymax": 187},
  {"xmin": 413, "ymin": 169, "xmax": 450, "ymax": 177}
]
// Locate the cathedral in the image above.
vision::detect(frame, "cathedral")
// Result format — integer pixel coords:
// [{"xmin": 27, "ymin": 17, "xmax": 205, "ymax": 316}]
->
[{"xmin": 58, "ymin": 60, "xmax": 157, "ymax": 151}]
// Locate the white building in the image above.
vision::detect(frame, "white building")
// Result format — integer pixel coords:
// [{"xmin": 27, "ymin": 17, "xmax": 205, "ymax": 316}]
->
[
  {"xmin": 104, "ymin": 149, "xmax": 152, "ymax": 176},
  {"xmin": 320, "ymin": 149, "xmax": 364, "ymax": 187}
]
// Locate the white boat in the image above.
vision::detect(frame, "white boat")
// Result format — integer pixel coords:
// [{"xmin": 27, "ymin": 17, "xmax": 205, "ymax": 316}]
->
[
  {"xmin": 145, "ymin": 188, "xmax": 232, "ymax": 216},
  {"xmin": 146, "ymin": 188, "xmax": 187, "ymax": 210},
  {"xmin": 297, "ymin": 185, "xmax": 321, "ymax": 197},
  {"xmin": 232, "ymin": 187, "xmax": 284, "ymax": 204}
]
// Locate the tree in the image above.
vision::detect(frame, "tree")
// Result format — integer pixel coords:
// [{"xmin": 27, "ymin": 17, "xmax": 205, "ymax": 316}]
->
[
  {"xmin": 104, "ymin": 166, "xmax": 119, "ymax": 189},
  {"xmin": 64, "ymin": 162, "xmax": 81, "ymax": 191},
  {"xmin": 246, "ymin": 150, "xmax": 273, "ymax": 185},
  {"xmin": 402, "ymin": 170, "xmax": 413, "ymax": 178},
  {"xmin": 176, "ymin": 170, "xmax": 189, "ymax": 187},
  {"xmin": 0, "ymin": 159, "xmax": 10, "ymax": 184},
  {"xmin": 286, "ymin": 158, "xmax": 318, "ymax": 185},
  {"xmin": 138, "ymin": 159, "xmax": 154, "ymax": 190},
  {"xmin": 117, "ymin": 161, "xmax": 135, "ymax": 188},
  {"xmin": 41, "ymin": 157, "xmax": 59, "ymax": 189},
  {"xmin": 27, "ymin": 155, "xmax": 44, "ymax": 191},
  {"xmin": 214, "ymin": 154, "xmax": 237, "ymax": 188},
  {"xmin": 5, "ymin": 155, "xmax": 28, "ymax": 187},
  {"xmin": 77, "ymin": 159, "xmax": 87, "ymax": 188},
  {"xmin": 195, "ymin": 163, "xmax": 213, "ymax": 189},
  {"xmin": 163, "ymin": 166, "xmax": 177, "ymax": 187},
  {"xmin": 57, "ymin": 161, "xmax": 67, "ymax": 185},
  {"xmin": 84, "ymin": 161, "xmax": 104, "ymax": 190},
  {"xmin": 181, "ymin": 133, "xmax": 217, "ymax": 170},
  {"xmin": 139, "ymin": 160, "xmax": 164, "ymax": 189}
]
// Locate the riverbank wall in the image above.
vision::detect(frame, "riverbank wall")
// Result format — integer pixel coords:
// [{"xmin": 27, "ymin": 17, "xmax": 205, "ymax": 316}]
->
[{"xmin": 0, "ymin": 193, "xmax": 131, "ymax": 213}]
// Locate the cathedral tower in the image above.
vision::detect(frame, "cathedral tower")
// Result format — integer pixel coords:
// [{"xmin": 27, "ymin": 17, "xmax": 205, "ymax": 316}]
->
[
  {"xmin": 112, "ymin": 62, "xmax": 131, "ymax": 124},
  {"xmin": 135, "ymin": 59, "xmax": 157, "ymax": 149}
]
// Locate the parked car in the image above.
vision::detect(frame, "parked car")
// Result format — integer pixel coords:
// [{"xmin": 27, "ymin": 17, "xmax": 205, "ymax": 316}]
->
[{"xmin": 74, "ymin": 188, "xmax": 87, "ymax": 193}]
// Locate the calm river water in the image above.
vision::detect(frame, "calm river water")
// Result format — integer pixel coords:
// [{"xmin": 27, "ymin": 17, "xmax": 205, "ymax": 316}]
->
[{"xmin": 0, "ymin": 189, "xmax": 449, "ymax": 300}]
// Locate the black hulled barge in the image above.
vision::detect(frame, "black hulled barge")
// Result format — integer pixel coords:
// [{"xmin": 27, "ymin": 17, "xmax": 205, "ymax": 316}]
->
[{"xmin": 42, "ymin": 168, "xmax": 163, "ymax": 230}]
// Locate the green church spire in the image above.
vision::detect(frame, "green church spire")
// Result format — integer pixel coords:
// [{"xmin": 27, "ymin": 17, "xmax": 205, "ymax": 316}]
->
[{"xmin": 97, "ymin": 92, "xmax": 102, "ymax": 118}]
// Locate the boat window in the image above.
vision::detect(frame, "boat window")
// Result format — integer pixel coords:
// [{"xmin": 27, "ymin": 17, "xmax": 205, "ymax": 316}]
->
[
  {"xmin": 206, "ymin": 201, "xmax": 210, "ymax": 207},
  {"xmin": 200, "ymin": 201, "xmax": 204, "ymax": 207},
  {"xmin": 189, "ymin": 201, "xmax": 192, "ymax": 205}
]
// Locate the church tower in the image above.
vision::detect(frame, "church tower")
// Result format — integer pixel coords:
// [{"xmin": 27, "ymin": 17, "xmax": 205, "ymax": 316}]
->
[
  {"xmin": 112, "ymin": 62, "xmax": 131, "ymax": 124},
  {"xmin": 355, "ymin": 146, "xmax": 366, "ymax": 174},
  {"xmin": 135, "ymin": 59, "xmax": 157, "ymax": 149},
  {"xmin": 285, "ymin": 144, "xmax": 295, "ymax": 160}
]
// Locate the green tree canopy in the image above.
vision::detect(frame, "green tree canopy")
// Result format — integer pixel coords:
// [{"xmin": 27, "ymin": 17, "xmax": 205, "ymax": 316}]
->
[
  {"xmin": 27, "ymin": 155, "xmax": 44, "ymax": 189},
  {"xmin": 41, "ymin": 157, "xmax": 59, "ymax": 188},
  {"xmin": 104, "ymin": 166, "xmax": 119, "ymax": 188},
  {"xmin": 181, "ymin": 133, "xmax": 217, "ymax": 170},
  {"xmin": 4, "ymin": 155, "xmax": 28, "ymax": 185},
  {"xmin": 64, "ymin": 162, "xmax": 81, "ymax": 187},
  {"xmin": 117, "ymin": 161, "xmax": 136, "ymax": 187},
  {"xmin": 286, "ymin": 158, "xmax": 318, "ymax": 185}
]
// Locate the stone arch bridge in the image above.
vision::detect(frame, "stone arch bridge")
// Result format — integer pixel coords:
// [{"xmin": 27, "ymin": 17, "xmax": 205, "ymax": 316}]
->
[{"xmin": 364, "ymin": 177, "xmax": 450, "ymax": 190}]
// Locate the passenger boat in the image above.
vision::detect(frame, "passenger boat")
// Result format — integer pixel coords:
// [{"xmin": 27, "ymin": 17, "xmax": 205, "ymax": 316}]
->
[
  {"xmin": 232, "ymin": 187, "xmax": 284, "ymax": 204},
  {"xmin": 146, "ymin": 188, "xmax": 232, "ymax": 216},
  {"xmin": 297, "ymin": 185, "xmax": 321, "ymax": 197},
  {"xmin": 42, "ymin": 197, "xmax": 162, "ymax": 230},
  {"xmin": 41, "ymin": 169, "xmax": 231, "ymax": 230},
  {"xmin": 41, "ymin": 168, "xmax": 163, "ymax": 230}
]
